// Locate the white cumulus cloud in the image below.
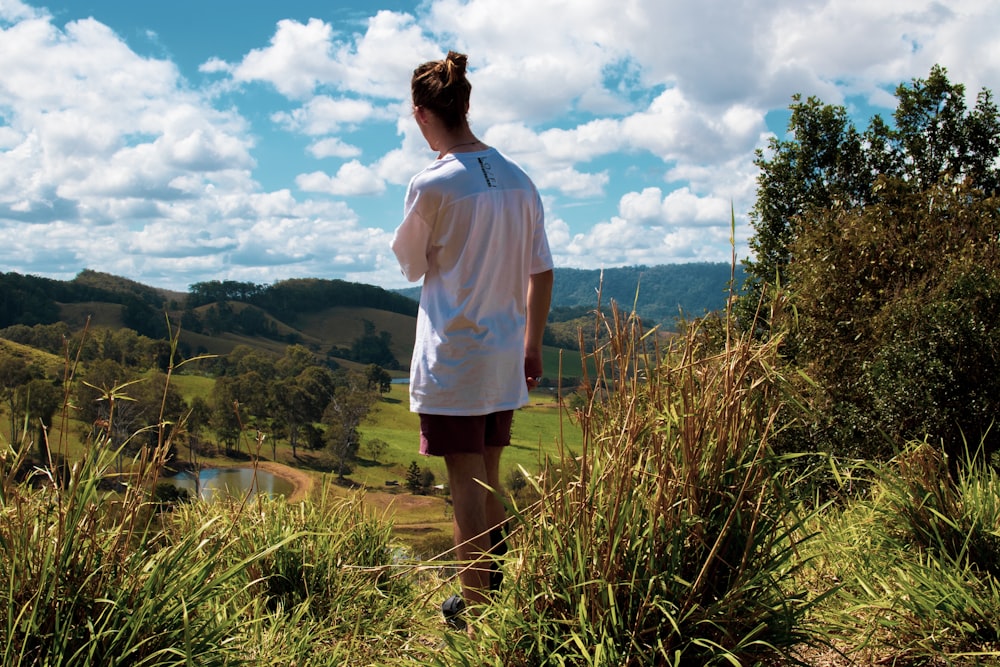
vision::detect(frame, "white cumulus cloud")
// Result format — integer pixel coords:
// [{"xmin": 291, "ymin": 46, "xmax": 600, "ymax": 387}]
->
[{"xmin": 0, "ymin": 0, "xmax": 998, "ymax": 291}]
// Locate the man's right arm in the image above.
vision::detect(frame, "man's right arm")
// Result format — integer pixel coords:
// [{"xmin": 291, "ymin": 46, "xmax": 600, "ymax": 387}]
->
[{"xmin": 391, "ymin": 211, "xmax": 431, "ymax": 282}]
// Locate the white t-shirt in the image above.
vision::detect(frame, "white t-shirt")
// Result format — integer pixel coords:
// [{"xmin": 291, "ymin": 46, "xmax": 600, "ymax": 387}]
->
[{"xmin": 391, "ymin": 147, "xmax": 553, "ymax": 416}]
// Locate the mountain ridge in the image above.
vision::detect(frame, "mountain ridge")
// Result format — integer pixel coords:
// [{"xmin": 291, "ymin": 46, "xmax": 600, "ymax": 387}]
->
[{"xmin": 395, "ymin": 262, "xmax": 744, "ymax": 326}]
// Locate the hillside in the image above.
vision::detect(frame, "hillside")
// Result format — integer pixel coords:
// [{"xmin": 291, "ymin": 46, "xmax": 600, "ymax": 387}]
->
[
  {"xmin": 397, "ymin": 262, "xmax": 744, "ymax": 327},
  {"xmin": 0, "ymin": 337, "xmax": 65, "ymax": 378},
  {"xmin": 551, "ymin": 263, "xmax": 744, "ymax": 325},
  {"xmin": 0, "ymin": 264, "xmax": 740, "ymax": 369}
]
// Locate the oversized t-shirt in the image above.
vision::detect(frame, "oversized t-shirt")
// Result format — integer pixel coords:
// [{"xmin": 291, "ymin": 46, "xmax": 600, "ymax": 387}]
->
[{"xmin": 391, "ymin": 147, "xmax": 553, "ymax": 416}]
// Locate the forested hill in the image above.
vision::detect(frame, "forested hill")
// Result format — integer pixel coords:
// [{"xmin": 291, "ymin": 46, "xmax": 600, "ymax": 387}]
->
[
  {"xmin": 0, "ymin": 263, "xmax": 741, "ymax": 342},
  {"xmin": 0, "ymin": 271, "xmax": 418, "ymax": 329},
  {"xmin": 551, "ymin": 263, "xmax": 744, "ymax": 325},
  {"xmin": 397, "ymin": 263, "xmax": 744, "ymax": 327}
]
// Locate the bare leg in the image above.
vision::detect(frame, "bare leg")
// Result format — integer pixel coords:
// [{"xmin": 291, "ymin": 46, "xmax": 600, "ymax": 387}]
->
[
  {"xmin": 484, "ymin": 445, "xmax": 508, "ymax": 591},
  {"xmin": 484, "ymin": 445, "xmax": 506, "ymax": 530},
  {"xmin": 444, "ymin": 452, "xmax": 492, "ymax": 606}
]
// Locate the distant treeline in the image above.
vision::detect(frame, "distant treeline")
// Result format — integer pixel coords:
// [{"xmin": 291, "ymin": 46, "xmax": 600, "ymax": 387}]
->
[
  {"xmin": 0, "ymin": 270, "xmax": 167, "ymax": 337},
  {"xmin": 0, "ymin": 272, "xmax": 419, "ymax": 337},
  {"xmin": 187, "ymin": 278, "xmax": 418, "ymax": 322},
  {"xmin": 1, "ymin": 264, "xmax": 738, "ymax": 340}
]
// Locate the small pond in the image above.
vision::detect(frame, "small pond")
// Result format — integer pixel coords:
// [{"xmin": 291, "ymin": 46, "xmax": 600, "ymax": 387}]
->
[{"xmin": 164, "ymin": 467, "xmax": 293, "ymax": 502}]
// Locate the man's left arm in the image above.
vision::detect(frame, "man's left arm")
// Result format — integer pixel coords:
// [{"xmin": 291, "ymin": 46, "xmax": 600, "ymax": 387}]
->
[{"xmin": 524, "ymin": 269, "xmax": 554, "ymax": 389}]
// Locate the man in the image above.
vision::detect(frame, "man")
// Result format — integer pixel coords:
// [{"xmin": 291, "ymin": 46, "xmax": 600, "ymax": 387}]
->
[{"xmin": 391, "ymin": 51, "xmax": 554, "ymax": 627}]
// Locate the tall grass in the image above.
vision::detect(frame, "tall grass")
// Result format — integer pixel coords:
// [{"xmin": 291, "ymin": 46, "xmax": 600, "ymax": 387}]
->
[
  {"xmin": 0, "ymin": 419, "xmax": 257, "ymax": 665},
  {"xmin": 8, "ymin": 300, "xmax": 1000, "ymax": 665},
  {"xmin": 813, "ymin": 443, "xmax": 1000, "ymax": 664},
  {"xmin": 438, "ymin": 300, "xmax": 828, "ymax": 666},
  {"xmin": 0, "ymin": 326, "xmax": 427, "ymax": 666}
]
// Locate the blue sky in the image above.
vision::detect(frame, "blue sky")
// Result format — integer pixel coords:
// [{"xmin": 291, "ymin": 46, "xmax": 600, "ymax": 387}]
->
[{"xmin": 1, "ymin": 0, "xmax": 998, "ymax": 291}]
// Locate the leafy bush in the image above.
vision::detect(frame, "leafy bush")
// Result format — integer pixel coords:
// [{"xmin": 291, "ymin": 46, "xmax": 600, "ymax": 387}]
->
[
  {"xmin": 743, "ymin": 66, "xmax": 1000, "ymax": 466},
  {"xmin": 787, "ymin": 182, "xmax": 1000, "ymax": 463}
]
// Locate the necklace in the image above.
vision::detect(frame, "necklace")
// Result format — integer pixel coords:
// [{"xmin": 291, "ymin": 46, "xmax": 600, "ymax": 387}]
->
[{"xmin": 440, "ymin": 140, "xmax": 481, "ymax": 156}]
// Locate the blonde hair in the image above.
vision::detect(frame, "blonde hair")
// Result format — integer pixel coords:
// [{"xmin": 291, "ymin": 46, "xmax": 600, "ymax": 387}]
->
[{"xmin": 411, "ymin": 51, "xmax": 472, "ymax": 130}]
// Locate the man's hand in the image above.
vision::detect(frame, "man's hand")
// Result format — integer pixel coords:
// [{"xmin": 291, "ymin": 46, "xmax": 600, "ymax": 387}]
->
[{"xmin": 524, "ymin": 350, "xmax": 543, "ymax": 390}]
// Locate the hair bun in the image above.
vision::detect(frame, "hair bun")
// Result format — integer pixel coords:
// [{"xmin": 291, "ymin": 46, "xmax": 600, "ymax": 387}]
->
[
  {"xmin": 445, "ymin": 51, "xmax": 468, "ymax": 80},
  {"xmin": 412, "ymin": 51, "xmax": 471, "ymax": 130}
]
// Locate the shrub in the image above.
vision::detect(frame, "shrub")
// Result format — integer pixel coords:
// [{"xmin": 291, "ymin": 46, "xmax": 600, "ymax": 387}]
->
[
  {"xmin": 787, "ymin": 182, "xmax": 1000, "ymax": 464},
  {"xmin": 442, "ymin": 302, "xmax": 828, "ymax": 666}
]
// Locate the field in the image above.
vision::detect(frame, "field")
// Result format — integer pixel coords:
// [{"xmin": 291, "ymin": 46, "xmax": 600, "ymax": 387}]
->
[
  {"xmin": 140, "ymin": 373, "xmax": 578, "ymax": 552},
  {"xmin": 351, "ymin": 382, "xmax": 580, "ymax": 552},
  {"xmin": 360, "ymin": 383, "xmax": 576, "ymax": 482}
]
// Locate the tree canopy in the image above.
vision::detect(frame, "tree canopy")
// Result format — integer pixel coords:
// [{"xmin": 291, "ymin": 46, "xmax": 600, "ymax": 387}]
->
[
  {"xmin": 744, "ymin": 65, "xmax": 1000, "ymax": 310},
  {"xmin": 740, "ymin": 65, "xmax": 1000, "ymax": 464}
]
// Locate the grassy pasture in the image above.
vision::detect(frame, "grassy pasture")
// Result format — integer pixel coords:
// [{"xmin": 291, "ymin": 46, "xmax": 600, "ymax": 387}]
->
[
  {"xmin": 167, "ymin": 372, "xmax": 215, "ymax": 401},
  {"xmin": 58, "ymin": 301, "xmax": 125, "ymax": 329},
  {"xmin": 296, "ymin": 306, "xmax": 416, "ymax": 367},
  {"xmin": 358, "ymin": 382, "xmax": 578, "ymax": 484},
  {"xmin": 354, "ymin": 382, "xmax": 580, "ymax": 550}
]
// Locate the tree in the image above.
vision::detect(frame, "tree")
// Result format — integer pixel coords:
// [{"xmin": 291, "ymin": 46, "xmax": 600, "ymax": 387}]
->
[
  {"xmin": 405, "ymin": 461, "xmax": 422, "ymax": 494},
  {"xmin": 419, "ymin": 466, "xmax": 436, "ymax": 492},
  {"xmin": 365, "ymin": 438, "xmax": 388, "ymax": 464},
  {"xmin": 744, "ymin": 94, "xmax": 872, "ymax": 315},
  {"xmin": 892, "ymin": 67, "xmax": 1000, "ymax": 194},
  {"xmin": 742, "ymin": 65, "xmax": 1000, "ymax": 464},
  {"xmin": 209, "ymin": 376, "xmax": 244, "ymax": 454},
  {"xmin": 322, "ymin": 371, "xmax": 378, "ymax": 478},
  {"xmin": 227, "ymin": 345, "xmax": 277, "ymax": 380},
  {"xmin": 743, "ymin": 65, "xmax": 1000, "ymax": 333},
  {"xmin": 121, "ymin": 296, "xmax": 163, "ymax": 339},
  {"xmin": 14, "ymin": 378, "xmax": 63, "ymax": 463},
  {"xmin": 0, "ymin": 354, "xmax": 35, "ymax": 444},
  {"xmin": 366, "ymin": 364, "xmax": 392, "ymax": 394},
  {"xmin": 276, "ymin": 344, "xmax": 318, "ymax": 378},
  {"xmin": 342, "ymin": 319, "xmax": 399, "ymax": 369},
  {"xmin": 274, "ymin": 365, "xmax": 336, "ymax": 459},
  {"xmin": 182, "ymin": 395, "xmax": 213, "ymax": 465},
  {"xmin": 302, "ymin": 423, "xmax": 324, "ymax": 451},
  {"xmin": 229, "ymin": 370, "xmax": 272, "ymax": 431},
  {"xmin": 130, "ymin": 371, "xmax": 186, "ymax": 453},
  {"xmin": 0, "ymin": 272, "xmax": 61, "ymax": 327},
  {"xmin": 272, "ymin": 377, "xmax": 308, "ymax": 460}
]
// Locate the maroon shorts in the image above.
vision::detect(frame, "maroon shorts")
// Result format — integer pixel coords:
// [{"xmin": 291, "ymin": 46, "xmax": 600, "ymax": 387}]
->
[{"xmin": 419, "ymin": 410, "xmax": 514, "ymax": 456}]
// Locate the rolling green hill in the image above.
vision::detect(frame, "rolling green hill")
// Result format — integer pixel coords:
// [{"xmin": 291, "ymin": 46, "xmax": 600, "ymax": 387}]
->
[
  {"xmin": 0, "ymin": 337, "xmax": 65, "ymax": 378},
  {"xmin": 1, "ymin": 264, "xmax": 736, "ymax": 373}
]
